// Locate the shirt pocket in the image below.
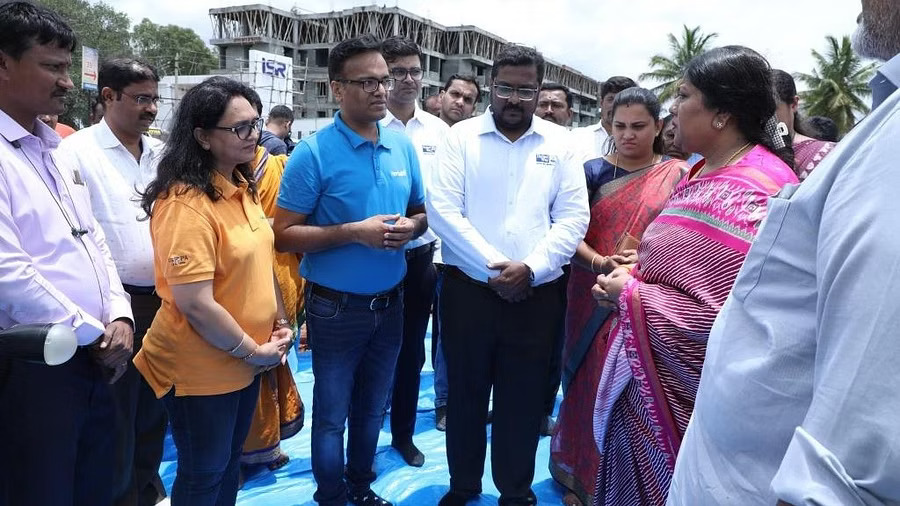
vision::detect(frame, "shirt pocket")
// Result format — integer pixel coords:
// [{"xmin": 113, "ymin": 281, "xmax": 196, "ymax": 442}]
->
[{"xmin": 730, "ymin": 187, "xmax": 795, "ymax": 302}]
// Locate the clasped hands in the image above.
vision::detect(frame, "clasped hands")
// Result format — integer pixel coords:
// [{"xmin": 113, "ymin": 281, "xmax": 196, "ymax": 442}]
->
[
  {"xmin": 592, "ymin": 267, "xmax": 633, "ymax": 310},
  {"xmin": 356, "ymin": 214, "xmax": 417, "ymax": 250},
  {"xmin": 250, "ymin": 325, "xmax": 293, "ymax": 374},
  {"xmin": 487, "ymin": 261, "xmax": 532, "ymax": 303},
  {"xmin": 90, "ymin": 319, "xmax": 133, "ymax": 384}
]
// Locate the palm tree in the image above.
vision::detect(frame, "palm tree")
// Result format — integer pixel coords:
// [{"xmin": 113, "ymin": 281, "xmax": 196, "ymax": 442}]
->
[
  {"xmin": 794, "ymin": 35, "xmax": 876, "ymax": 135},
  {"xmin": 640, "ymin": 25, "xmax": 718, "ymax": 103}
]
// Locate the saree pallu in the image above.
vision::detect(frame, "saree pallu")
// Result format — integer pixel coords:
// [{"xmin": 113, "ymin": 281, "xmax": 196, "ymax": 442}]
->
[
  {"xmin": 242, "ymin": 148, "xmax": 306, "ymax": 467},
  {"xmin": 793, "ymin": 138, "xmax": 836, "ymax": 181},
  {"xmin": 591, "ymin": 146, "xmax": 797, "ymax": 505},
  {"xmin": 550, "ymin": 159, "xmax": 685, "ymax": 504}
]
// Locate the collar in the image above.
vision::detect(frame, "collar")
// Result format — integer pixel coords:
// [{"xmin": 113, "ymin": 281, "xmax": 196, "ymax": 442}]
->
[
  {"xmin": 477, "ymin": 107, "xmax": 546, "ymax": 142},
  {"xmin": 871, "ymin": 53, "xmax": 900, "ymax": 109},
  {"xmin": 95, "ymin": 118, "xmax": 159, "ymax": 155},
  {"xmin": 0, "ymin": 108, "xmax": 59, "ymax": 149},
  {"xmin": 380, "ymin": 103, "xmax": 428, "ymax": 129},
  {"xmin": 878, "ymin": 53, "xmax": 900, "ymax": 88},
  {"xmin": 334, "ymin": 110, "xmax": 387, "ymax": 149},
  {"xmin": 212, "ymin": 169, "xmax": 247, "ymax": 200}
]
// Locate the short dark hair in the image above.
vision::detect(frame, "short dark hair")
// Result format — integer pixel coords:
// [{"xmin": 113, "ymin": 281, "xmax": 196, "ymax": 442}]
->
[
  {"xmin": 491, "ymin": 44, "xmax": 545, "ymax": 83},
  {"xmin": 328, "ymin": 34, "xmax": 383, "ymax": 82},
  {"xmin": 612, "ymin": 87, "xmax": 665, "ymax": 155},
  {"xmin": 600, "ymin": 76, "xmax": 638, "ymax": 98},
  {"xmin": 267, "ymin": 104, "xmax": 293, "ymax": 123},
  {"xmin": 98, "ymin": 58, "xmax": 159, "ymax": 96},
  {"xmin": 539, "ymin": 83, "xmax": 572, "ymax": 109},
  {"xmin": 0, "ymin": 1, "xmax": 76, "ymax": 60},
  {"xmin": 442, "ymin": 73, "xmax": 481, "ymax": 103},
  {"xmin": 805, "ymin": 116, "xmax": 839, "ymax": 142},
  {"xmin": 380, "ymin": 36, "xmax": 422, "ymax": 64}
]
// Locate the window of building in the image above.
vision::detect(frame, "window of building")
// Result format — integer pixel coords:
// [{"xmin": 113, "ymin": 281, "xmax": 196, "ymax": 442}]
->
[
  {"xmin": 315, "ymin": 48, "xmax": 328, "ymax": 67},
  {"xmin": 317, "ymin": 110, "xmax": 328, "ymax": 118},
  {"xmin": 316, "ymin": 81, "xmax": 328, "ymax": 97}
]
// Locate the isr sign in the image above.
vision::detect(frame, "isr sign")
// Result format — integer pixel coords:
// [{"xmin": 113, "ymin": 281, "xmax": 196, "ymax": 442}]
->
[{"xmin": 262, "ymin": 58, "xmax": 287, "ymax": 78}]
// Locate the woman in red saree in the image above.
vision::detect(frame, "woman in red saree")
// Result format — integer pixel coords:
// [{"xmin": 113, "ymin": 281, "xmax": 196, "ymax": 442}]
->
[
  {"xmin": 590, "ymin": 46, "xmax": 799, "ymax": 506},
  {"xmin": 550, "ymin": 87, "xmax": 686, "ymax": 506}
]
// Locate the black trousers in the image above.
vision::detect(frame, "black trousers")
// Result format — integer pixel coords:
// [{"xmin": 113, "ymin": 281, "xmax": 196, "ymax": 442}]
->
[
  {"xmin": 441, "ymin": 269, "xmax": 565, "ymax": 504},
  {"xmin": 545, "ymin": 265, "xmax": 570, "ymax": 417},
  {"xmin": 113, "ymin": 290, "xmax": 168, "ymax": 506},
  {"xmin": 0, "ymin": 348, "xmax": 116, "ymax": 506},
  {"xmin": 390, "ymin": 247, "xmax": 436, "ymax": 442}
]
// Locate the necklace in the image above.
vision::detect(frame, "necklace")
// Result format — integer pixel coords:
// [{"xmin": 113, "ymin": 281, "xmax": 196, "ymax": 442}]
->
[
  {"xmin": 720, "ymin": 142, "xmax": 753, "ymax": 168},
  {"xmin": 612, "ymin": 151, "xmax": 659, "ymax": 179}
]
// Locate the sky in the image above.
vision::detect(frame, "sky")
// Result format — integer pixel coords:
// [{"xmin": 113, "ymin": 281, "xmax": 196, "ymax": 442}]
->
[{"xmin": 105, "ymin": 0, "xmax": 866, "ymax": 86}]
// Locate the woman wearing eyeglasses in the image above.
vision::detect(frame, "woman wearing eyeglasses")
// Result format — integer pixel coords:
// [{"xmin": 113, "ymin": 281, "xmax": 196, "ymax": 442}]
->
[{"xmin": 134, "ymin": 76, "xmax": 291, "ymax": 506}]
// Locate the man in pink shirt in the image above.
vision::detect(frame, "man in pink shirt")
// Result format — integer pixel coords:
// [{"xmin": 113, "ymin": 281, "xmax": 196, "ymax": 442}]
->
[{"xmin": 0, "ymin": 3, "xmax": 134, "ymax": 505}]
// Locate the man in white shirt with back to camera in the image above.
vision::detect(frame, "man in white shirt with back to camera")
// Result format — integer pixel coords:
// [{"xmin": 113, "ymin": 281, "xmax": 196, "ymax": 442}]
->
[
  {"xmin": 428, "ymin": 43, "xmax": 588, "ymax": 506},
  {"xmin": 57, "ymin": 57, "xmax": 167, "ymax": 506},
  {"xmin": 668, "ymin": 1, "xmax": 900, "ymax": 505}
]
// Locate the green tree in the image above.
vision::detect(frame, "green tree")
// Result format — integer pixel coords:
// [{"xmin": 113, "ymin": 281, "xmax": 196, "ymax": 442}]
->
[
  {"xmin": 640, "ymin": 25, "xmax": 718, "ymax": 103},
  {"xmin": 794, "ymin": 35, "xmax": 876, "ymax": 136},
  {"xmin": 38, "ymin": 0, "xmax": 133, "ymax": 127},
  {"xmin": 132, "ymin": 19, "xmax": 218, "ymax": 77}
]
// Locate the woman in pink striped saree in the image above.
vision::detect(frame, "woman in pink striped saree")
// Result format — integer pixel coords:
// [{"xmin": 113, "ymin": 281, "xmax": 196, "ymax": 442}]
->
[{"xmin": 589, "ymin": 46, "xmax": 799, "ymax": 506}]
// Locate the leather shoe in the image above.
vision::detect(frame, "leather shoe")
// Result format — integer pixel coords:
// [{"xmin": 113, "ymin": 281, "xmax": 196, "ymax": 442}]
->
[
  {"xmin": 349, "ymin": 488, "xmax": 392, "ymax": 506},
  {"xmin": 438, "ymin": 490, "xmax": 478, "ymax": 506},
  {"xmin": 435, "ymin": 406, "xmax": 447, "ymax": 432},
  {"xmin": 391, "ymin": 439, "xmax": 425, "ymax": 467},
  {"xmin": 540, "ymin": 415, "xmax": 558, "ymax": 437}
]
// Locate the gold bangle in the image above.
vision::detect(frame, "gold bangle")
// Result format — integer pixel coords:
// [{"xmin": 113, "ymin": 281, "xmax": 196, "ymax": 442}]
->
[{"xmin": 590, "ymin": 254, "xmax": 600, "ymax": 274}]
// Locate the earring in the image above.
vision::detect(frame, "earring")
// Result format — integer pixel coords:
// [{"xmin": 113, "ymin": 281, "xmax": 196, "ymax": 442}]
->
[{"xmin": 714, "ymin": 121, "xmax": 724, "ymax": 129}]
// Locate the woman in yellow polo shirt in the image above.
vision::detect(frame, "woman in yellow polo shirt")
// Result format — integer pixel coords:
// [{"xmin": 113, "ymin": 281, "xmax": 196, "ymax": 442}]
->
[{"xmin": 135, "ymin": 77, "xmax": 291, "ymax": 506}]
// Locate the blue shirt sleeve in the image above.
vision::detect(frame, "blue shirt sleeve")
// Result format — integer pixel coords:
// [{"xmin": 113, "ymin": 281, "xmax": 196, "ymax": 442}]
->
[
  {"xmin": 407, "ymin": 141, "xmax": 425, "ymax": 207},
  {"xmin": 276, "ymin": 141, "xmax": 320, "ymax": 214}
]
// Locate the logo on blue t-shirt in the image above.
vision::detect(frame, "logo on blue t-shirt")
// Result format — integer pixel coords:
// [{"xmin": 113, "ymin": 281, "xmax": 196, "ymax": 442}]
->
[{"xmin": 390, "ymin": 169, "xmax": 408, "ymax": 177}]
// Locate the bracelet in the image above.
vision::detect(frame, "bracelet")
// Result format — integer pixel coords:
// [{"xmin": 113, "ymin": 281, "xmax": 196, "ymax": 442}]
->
[
  {"xmin": 273, "ymin": 318, "xmax": 290, "ymax": 330},
  {"xmin": 241, "ymin": 345, "xmax": 259, "ymax": 362},
  {"xmin": 226, "ymin": 336, "xmax": 245, "ymax": 355},
  {"xmin": 590, "ymin": 254, "xmax": 600, "ymax": 274}
]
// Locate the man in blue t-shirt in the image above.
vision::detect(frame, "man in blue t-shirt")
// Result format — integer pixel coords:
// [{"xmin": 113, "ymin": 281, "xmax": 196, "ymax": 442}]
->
[{"xmin": 273, "ymin": 35, "xmax": 426, "ymax": 506}]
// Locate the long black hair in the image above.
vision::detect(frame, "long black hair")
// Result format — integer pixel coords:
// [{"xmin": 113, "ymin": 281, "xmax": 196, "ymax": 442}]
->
[
  {"xmin": 141, "ymin": 77, "xmax": 261, "ymax": 217},
  {"xmin": 610, "ymin": 86, "xmax": 666, "ymax": 155},
  {"xmin": 685, "ymin": 46, "xmax": 794, "ymax": 169},
  {"xmin": 771, "ymin": 68, "xmax": 814, "ymax": 138}
]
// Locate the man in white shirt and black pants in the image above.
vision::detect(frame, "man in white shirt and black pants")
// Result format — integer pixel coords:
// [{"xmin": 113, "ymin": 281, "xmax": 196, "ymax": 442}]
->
[
  {"xmin": 428, "ymin": 44, "xmax": 588, "ymax": 506},
  {"xmin": 379, "ymin": 36, "xmax": 449, "ymax": 468},
  {"xmin": 57, "ymin": 58, "xmax": 167, "ymax": 506}
]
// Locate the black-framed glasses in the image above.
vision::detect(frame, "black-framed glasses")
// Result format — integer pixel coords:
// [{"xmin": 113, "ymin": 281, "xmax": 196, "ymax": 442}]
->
[
  {"xmin": 389, "ymin": 67, "xmax": 423, "ymax": 81},
  {"xmin": 211, "ymin": 117, "xmax": 263, "ymax": 140},
  {"xmin": 120, "ymin": 92, "xmax": 161, "ymax": 106},
  {"xmin": 492, "ymin": 85, "xmax": 538, "ymax": 101},
  {"xmin": 337, "ymin": 78, "xmax": 395, "ymax": 93}
]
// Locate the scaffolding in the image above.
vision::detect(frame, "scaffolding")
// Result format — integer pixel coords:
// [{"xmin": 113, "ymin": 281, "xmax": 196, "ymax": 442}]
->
[{"xmin": 209, "ymin": 4, "xmax": 601, "ymax": 121}]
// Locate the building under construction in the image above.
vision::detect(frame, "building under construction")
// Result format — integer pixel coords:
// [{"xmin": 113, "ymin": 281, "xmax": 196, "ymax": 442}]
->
[{"xmin": 209, "ymin": 4, "xmax": 602, "ymax": 126}]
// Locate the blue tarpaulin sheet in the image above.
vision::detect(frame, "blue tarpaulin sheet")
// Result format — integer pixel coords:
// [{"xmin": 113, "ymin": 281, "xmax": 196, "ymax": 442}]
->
[{"xmin": 158, "ymin": 330, "xmax": 567, "ymax": 505}]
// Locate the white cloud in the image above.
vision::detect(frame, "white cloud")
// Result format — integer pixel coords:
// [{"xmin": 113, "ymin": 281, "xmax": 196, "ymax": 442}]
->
[{"xmin": 105, "ymin": 0, "xmax": 864, "ymax": 84}]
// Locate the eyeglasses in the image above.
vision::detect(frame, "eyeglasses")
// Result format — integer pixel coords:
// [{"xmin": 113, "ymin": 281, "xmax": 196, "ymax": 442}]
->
[
  {"xmin": 120, "ymin": 92, "xmax": 161, "ymax": 107},
  {"xmin": 211, "ymin": 117, "xmax": 263, "ymax": 140},
  {"xmin": 493, "ymin": 85, "xmax": 538, "ymax": 101},
  {"xmin": 389, "ymin": 67, "xmax": 423, "ymax": 81},
  {"xmin": 337, "ymin": 78, "xmax": 396, "ymax": 93}
]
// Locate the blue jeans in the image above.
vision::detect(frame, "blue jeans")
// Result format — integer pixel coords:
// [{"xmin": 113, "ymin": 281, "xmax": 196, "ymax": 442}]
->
[
  {"xmin": 307, "ymin": 284, "xmax": 404, "ymax": 505},
  {"xmin": 162, "ymin": 376, "xmax": 261, "ymax": 506}
]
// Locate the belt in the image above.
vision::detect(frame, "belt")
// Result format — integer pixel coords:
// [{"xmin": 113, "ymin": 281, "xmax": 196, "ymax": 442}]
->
[
  {"xmin": 444, "ymin": 265, "xmax": 492, "ymax": 289},
  {"xmin": 310, "ymin": 282, "xmax": 401, "ymax": 311},
  {"xmin": 405, "ymin": 240, "xmax": 436, "ymax": 261},
  {"xmin": 122, "ymin": 284, "xmax": 156, "ymax": 296}
]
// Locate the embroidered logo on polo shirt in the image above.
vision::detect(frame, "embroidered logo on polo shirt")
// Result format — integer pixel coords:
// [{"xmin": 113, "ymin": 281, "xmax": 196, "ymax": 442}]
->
[
  {"xmin": 391, "ymin": 169, "xmax": 408, "ymax": 177},
  {"xmin": 422, "ymin": 145, "xmax": 437, "ymax": 154},
  {"xmin": 168, "ymin": 255, "xmax": 189, "ymax": 267},
  {"xmin": 535, "ymin": 154, "xmax": 556, "ymax": 165}
]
